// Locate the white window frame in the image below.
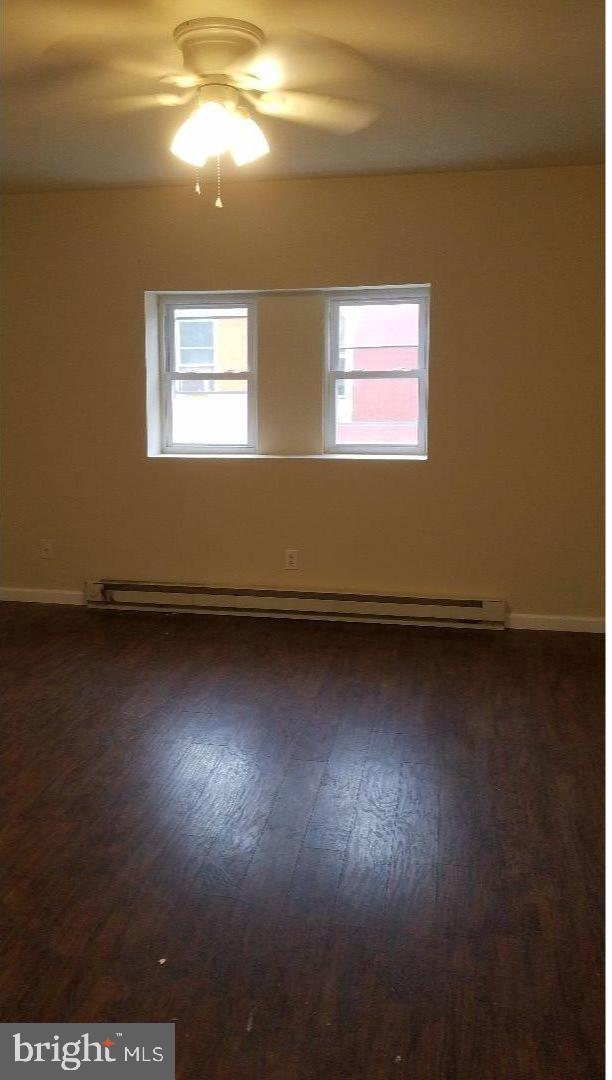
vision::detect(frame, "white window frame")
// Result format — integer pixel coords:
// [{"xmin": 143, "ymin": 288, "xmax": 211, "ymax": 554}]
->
[
  {"xmin": 158, "ymin": 293, "xmax": 257, "ymax": 455},
  {"xmin": 324, "ymin": 286, "xmax": 429, "ymax": 457}
]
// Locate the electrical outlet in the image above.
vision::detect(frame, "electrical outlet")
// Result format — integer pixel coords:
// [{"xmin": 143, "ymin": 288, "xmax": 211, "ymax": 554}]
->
[
  {"xmin": 38, "ymin": 538, "xmax": 56, "ymax": 560},
  {"xmin": 284, "ymin": 548, "xmax": 299, "ymax": 570}
]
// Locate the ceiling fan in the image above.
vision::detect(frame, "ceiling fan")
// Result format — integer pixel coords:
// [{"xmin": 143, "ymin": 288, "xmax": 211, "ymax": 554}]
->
[{"xmin": 121, "ymin": 17, "xmax": 380, "ymax": 204}]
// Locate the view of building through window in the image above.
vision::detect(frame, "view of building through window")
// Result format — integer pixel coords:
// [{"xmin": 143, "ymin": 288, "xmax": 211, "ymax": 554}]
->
[
  {"xmin": 171, "ymin": 307, "xmax": 249, "ymax": 446},
  {"xmin": 334, "ymin": 302, "xmax": 421, "ymax": 447}
]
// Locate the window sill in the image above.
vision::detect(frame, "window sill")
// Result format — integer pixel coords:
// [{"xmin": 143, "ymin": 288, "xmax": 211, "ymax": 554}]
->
[{"xmin": 150, "ymin": 452, "xmax": 428, "ymax": 461}]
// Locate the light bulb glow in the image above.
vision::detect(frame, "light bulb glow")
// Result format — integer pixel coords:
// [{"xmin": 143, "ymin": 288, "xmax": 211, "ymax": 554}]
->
[
  {"xmin": 171, "ymin": 100, "xmax": 270, "ymax": 169},
  {"xmin": 249, "ymin": 57, "xmax": 283, "ymax": 91},
  {"xmin": 171, "ymin": 101, "xmax": 237, "ymax": 167},
  {"xmin": 230, "ymin": 115, "xmax": 270, "ymax": 166}
]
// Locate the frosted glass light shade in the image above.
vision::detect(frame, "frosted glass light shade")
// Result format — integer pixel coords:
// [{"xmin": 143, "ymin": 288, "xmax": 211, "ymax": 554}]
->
[
  {"xmin": 170, "ymin": 101, "xmax": 237, "ymax": 166},
  {"xmin": 231, "ymin": 115, "xmax": 270, "ymax": 165},
  {"xmin": 171, "ymin": 101, "xmax": 270, "ymax": 169}
]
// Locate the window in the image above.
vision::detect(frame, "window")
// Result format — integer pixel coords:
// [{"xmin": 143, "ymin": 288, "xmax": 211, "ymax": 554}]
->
[
  {"xmin": 326, "ymin": 288, "xmax": 429, "ymax": 455},
  {"xmin": 159, "ymin": 296, "xmax": 256, "ymax": 453},
  {"xmin": 148, "ymin": 286, "xmax": 429, "ymax": 458}
]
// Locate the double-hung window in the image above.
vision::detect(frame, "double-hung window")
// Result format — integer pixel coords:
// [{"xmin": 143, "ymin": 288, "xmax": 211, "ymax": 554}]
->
[
  {"xmin": 160, "ymin": 295, "xmax": 256, "ymax": 453},
  {"xmin": 150, "ymin": 286, "xmax": 429, "ymax": 457},
  {"xmin": 325, "ymin": 288, "xmax": 429, "ymax": 456}
]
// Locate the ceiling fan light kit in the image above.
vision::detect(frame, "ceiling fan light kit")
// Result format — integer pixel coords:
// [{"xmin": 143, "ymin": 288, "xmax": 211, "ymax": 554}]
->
[
  {"xmin": 169, "ymin": 20, "xmax": 274, "ymax": 206},
  {"xmin": 170, "ymin": 84, "xmax": 270, "ymax": 167},
  {"xmin": 165, "ymin": 17, "xmax": 377, "ymax": 207}
]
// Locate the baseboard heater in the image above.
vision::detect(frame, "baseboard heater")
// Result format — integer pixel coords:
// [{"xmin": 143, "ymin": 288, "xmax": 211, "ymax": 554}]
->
[{"xmin": 85, "ymin": 580, "xmax": 506, "ymax": 630}]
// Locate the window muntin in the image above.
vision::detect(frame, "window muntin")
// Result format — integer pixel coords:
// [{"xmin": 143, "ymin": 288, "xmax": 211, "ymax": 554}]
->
[
  {"xmin": 160, "ymin": 300, "xmax": 256, "ymax": 452},
  {"xmin": 326, "ymin": 290, "xmax": 429, "ymax": 455}
]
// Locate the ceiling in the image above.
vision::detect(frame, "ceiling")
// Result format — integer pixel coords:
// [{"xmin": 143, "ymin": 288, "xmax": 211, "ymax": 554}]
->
[{"xmin": 0, "ymin": 0, "xmax": 604, "ymax": 191}]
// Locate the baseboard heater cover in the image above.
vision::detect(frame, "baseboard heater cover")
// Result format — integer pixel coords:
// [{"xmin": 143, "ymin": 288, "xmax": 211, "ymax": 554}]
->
[{"xmin": 85, "ymin": 580, "xmax": 506, "ymax": 629}]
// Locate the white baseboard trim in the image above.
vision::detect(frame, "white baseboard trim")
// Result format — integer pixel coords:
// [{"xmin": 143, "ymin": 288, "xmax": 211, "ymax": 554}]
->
[
  {"xmin": 0, "ymin": 587, "xmax": 85, "ymax": 606},
  {"xmin": 507, "ymin": 613, "xmax": 604, "ymax": 633},
  {"xmin": 0, "ymin": 587, "xmax": 604, "ymax": 633}
]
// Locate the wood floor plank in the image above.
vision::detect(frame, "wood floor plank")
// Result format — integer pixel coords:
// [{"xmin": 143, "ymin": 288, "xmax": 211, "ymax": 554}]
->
[
  {"xmin": 385, "ymin": 761, "xmax": 440, "ymax": 936},
  {"xmin": 259, "ymin": 758, "xmax": 327, "ymax": 850},
  {"xmin": 333, "ymin": 754, "xmax": 402, "ymax": 927}
]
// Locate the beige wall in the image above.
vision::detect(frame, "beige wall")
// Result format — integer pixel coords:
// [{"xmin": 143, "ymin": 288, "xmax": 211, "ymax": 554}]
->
[{"xmin": 0, "ymin": 165, "xmax": 603, "ymax": 616}]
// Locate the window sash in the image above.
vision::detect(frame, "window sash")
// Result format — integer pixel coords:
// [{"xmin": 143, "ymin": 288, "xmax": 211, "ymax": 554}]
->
[
  {"xmin": 159, "ymin": 296, "xmax": 257, "ymax": 453},
  {"xmin": 325, "ymin": 290, "xmax": 429, "ymax": 455},
  {"xmin": 167, "ymin": 303, "xmax": 252, "ymax": 374}
]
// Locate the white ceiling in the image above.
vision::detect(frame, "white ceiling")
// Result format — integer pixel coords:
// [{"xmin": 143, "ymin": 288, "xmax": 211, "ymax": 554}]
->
[{"xmin": 1, "ymin": 0, "xmax": 604, "ymax": 191}]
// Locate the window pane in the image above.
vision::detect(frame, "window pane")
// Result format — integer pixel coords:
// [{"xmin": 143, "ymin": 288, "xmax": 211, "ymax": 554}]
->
[
  {"xmin": 335, "ymin": 377, "xmax": 420, "ymax": 447},
  {"xmin": 337, "ymin": 303, "xmax": 419, "ymax": 371},
  {"xmin": 171, "ymin": 379, "xmax": 249, "ymax": 446},
  {"xmin": 173, "ymin": 307, "xmax": 248, "ymax": 372},
  {"xmin": 179, "ymin": 319, "xmax": 214, "ymax": 347}
]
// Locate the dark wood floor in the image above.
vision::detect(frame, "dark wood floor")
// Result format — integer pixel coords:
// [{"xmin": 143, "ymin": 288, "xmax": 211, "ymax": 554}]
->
[{"xmin": 0, "ymin": 603, "xmax": 603, "ymax": 1079}]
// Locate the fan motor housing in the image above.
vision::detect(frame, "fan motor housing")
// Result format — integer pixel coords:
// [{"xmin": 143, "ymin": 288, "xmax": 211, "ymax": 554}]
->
[{"xmin": 173, "ymin": 17, "xmax": 264, "ymax": 75}]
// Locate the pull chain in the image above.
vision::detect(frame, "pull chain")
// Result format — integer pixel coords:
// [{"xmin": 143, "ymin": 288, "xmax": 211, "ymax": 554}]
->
[
  {"xmin": 215, "ymin": 155, "xmax": 223, "ymax": 208},
  {"xmin": 194, "ymin": 168, "xmax": 202, "ymax": 196}
]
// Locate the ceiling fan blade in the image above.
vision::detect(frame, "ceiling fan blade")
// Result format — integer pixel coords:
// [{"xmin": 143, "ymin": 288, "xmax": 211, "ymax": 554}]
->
[
  {"xmin": 230, "ymin": 33, "xmax": 374, "ymax": 92},
  {"xmin": 15, "ymin": 35, "xmax": 179, "ymax": 88},
  {"xmin": 254, "ymin": 91, "xmax": 379, "ymax": 133},
  {"xmin": 2, "ymin": 55, "xmax": 97, "ymax": 96},
  {"xmin": 103, "ymin": 55, "xmax": 175, "ymax": 82},
  {"xmin": 105, "ymin": 90, "xmax": 195, "ymax": 114},
  {"xmin": 159, "ymin": 72, "xmax": 202, "ymax": 89}
]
